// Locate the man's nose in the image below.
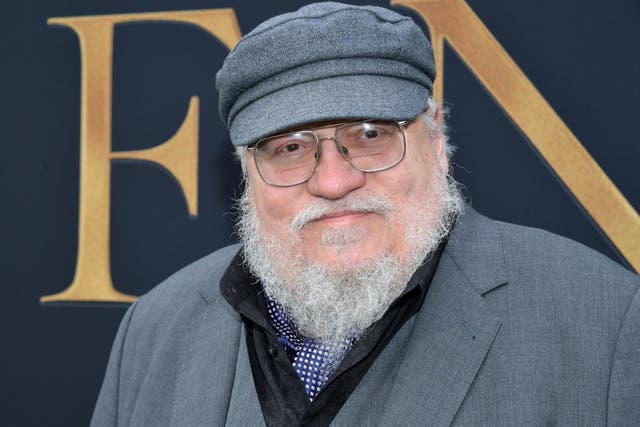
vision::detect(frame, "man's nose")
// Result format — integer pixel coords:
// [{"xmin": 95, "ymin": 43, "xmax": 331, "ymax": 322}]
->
[{"xmin": 305, "ymin": 138, "xmax": 365, "ymax": 200}]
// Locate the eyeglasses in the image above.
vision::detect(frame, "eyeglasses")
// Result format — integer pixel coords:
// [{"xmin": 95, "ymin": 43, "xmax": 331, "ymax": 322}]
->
[{"xmin": 247, "ymin": 119, "xmax": 410, "ymax": 187}]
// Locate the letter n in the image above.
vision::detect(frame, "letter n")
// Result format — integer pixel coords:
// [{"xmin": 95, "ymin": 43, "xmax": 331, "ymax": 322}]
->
[{"xmin": 394, "ymin": 0, "xmax": 640, "ymax": 272}]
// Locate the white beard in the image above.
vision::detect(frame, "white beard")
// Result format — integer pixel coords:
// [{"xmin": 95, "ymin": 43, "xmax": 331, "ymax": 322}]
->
[{"xmin": 236, "ymin": 166, "xmax": 463, "ymax": 349}]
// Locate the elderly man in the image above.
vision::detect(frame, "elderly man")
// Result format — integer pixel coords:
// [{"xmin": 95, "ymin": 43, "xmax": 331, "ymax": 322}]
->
[{"xmin": 91, "ymin": 2, "xmax": 640, "ymax": 426}]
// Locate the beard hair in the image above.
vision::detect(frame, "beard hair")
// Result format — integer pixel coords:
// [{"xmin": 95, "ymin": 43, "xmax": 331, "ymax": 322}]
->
[{"xmin": 236, "ymin": 165, "xmax": 464, "ymax": 349}]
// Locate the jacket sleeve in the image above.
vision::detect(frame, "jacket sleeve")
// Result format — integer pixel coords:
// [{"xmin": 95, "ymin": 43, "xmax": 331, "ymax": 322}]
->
[
  {"xmin": 607, "ymin": 282, "xmax": 640, "ymax": 426},
  {"xmin": 90, "ymin": 302, "xmax": 138, "ymax": 427}
]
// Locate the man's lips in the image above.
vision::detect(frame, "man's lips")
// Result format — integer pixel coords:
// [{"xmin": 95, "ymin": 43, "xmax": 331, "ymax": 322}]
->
[{"xmin": 312, "ymin": 210, "xmax": 371, "ymax": 225}]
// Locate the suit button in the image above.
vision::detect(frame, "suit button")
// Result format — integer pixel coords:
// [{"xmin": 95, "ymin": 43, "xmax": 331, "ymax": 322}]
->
[{"xmin": 267, "ymin": 346, "xmax": 277, "ymax": 357}]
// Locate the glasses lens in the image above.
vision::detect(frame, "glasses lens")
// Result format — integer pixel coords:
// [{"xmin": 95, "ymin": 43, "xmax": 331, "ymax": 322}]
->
[
  {"xmin": 254, "ymin": 131, "xmax": 317, "ymax": 186},
  {"xmin": 336, "ymin": 121, "xmax": 405, "ymax": 172}
]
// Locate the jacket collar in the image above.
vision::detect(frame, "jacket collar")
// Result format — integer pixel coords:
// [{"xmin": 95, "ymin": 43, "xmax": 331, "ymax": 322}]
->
[
  {"xmin": 338, "ymin": 207, "xmax": 508, "ymax": 426},
  {"xmin": 444, "ymin": 207, "xmax": 509, "ymax": 295},
  {"xmin": 394, "ymin": 207, "xmax": 506, "ymax": 426}
]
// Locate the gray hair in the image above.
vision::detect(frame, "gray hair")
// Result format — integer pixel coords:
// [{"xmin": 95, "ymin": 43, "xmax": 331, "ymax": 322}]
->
[
  {"xmin": 422, "ymin": 97, "xmax": 455, "ymax": 159},
  {"xmin": 234, "ymin": 97, "xmax": 454, "ymax": 176}
]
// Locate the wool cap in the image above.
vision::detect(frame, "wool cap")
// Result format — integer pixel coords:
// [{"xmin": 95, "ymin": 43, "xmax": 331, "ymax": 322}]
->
[{"xmin": 215, "ymin": 1, "xmax": 436, "ymax": 146}]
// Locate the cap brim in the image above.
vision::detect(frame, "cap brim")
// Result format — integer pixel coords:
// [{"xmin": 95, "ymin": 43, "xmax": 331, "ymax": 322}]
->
[{"xmin": 229, "ymin": 74, "xmax": 429, "ymax": 146}]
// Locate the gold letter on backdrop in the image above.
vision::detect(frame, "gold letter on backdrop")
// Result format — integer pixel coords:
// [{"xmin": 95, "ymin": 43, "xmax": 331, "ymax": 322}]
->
[
  {"xmin": 41, "ymin": 10, "xmax": 242, "ymax": 303},
  {"xmin": 394, "ymin": 0, "xmax": 640, "ymax": 272}
]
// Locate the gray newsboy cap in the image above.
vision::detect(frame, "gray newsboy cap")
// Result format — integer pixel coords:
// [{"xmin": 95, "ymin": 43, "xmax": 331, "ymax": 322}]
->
[{"xmin": 215, "ymin": 1, "xmax": 435, "ymax": 146}]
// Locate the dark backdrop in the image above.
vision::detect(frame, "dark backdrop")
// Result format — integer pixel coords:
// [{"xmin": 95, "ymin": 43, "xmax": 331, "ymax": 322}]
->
[{"xmin": 2, "ymin": 1, "xmax": 639, "ymax": 425}]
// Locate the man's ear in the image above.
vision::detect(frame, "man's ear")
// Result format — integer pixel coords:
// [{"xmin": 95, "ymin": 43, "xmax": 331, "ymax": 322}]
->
[{"xmin": 429, "ymin": 109, "xmax": 448, "ymax": 168}]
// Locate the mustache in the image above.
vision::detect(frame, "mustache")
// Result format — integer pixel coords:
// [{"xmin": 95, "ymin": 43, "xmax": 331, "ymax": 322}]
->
[{"xmin": 291, "ymin": 193, "xmax": 395, "ymax": 231}]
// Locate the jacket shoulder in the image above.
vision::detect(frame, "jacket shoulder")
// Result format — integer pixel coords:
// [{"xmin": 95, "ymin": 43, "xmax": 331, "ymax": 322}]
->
[
  {"xmin": 135, "ymin": 243, "xmax": 241, "ymax": 313},
  {"xmin": 491, "ymin": 217, "xmax": 638, "ymax": 292},
  {"xmin": 122, "ymin": 244, "xmax": 243, "ymax": 353},
  {"xmin": 440, "ymin": 212, "xmax": 640, "ymax": 425},
  {"xmin": 91, "ymin": 244, "xmax": 244, "ymax": 426}
]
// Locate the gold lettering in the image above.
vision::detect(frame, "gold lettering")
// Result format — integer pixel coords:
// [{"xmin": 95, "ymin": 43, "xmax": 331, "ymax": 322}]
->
[
  {"xmin": 41, "ymin": 9, "xmax": 242, "ymax": 303},
  {"xmin": 394, "ymin": 0, "xmax": 640, "ymax": 272}
]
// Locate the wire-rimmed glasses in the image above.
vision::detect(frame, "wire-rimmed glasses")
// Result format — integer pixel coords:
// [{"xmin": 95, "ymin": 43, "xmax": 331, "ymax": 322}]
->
[{"xmin": 247, "ymin": 119, "xmax": 409, "ymax": 187}]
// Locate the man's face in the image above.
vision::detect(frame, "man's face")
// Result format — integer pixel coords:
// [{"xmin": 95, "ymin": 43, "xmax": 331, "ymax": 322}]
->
[
  {"xmin": 238, "ymin": 112, "xmax": 461, "ymax": 343},
  {"xmin": 244, "ymin": 115, "xmax": 449, "ymax": 271}
]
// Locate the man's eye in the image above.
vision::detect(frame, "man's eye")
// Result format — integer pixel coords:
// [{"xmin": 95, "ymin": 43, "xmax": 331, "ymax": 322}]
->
[
  {"xmin": 363, "ymin": 129, "xmax": 379, "ymax": 139},
  {"xmin": 276, "ymin": 143, "xmax": 300, "ymax": 155},
  {"xmin": 272, "ymin": 141, "xmax": 313, "ymax": 158}
]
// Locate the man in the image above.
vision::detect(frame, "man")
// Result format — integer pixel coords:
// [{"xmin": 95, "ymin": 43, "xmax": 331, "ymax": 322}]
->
[{"xmin": 91, "ymin": 2, "xmax": 640, "ymax": 426}]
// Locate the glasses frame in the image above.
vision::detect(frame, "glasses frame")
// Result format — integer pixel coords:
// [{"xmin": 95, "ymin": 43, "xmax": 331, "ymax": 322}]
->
[{"xmin": 247, "ymin": 118, "xmax": 411, "ymax": 187}]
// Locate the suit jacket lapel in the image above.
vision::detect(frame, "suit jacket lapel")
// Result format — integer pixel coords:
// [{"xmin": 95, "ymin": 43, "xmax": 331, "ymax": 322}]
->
[
  {"xmin": 368, "ymin": 209, "xmax": 507, "ymax": 426},
  {"xmin": 190, "ymin": 246, "xmax": 265, "ymax": 426},
  {"xmin": 224, "ymin": 323, "xmax": 266, "ymax": 426},
  {"xmin": 164, "ymin": 293, "xmax": 246, "ymax": 426}
]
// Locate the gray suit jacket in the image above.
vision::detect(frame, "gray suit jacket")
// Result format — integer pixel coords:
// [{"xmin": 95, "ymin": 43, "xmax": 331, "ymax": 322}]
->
[{"xmin": 90, "ymin": 209, "xmax": 640, "ymax": 426}]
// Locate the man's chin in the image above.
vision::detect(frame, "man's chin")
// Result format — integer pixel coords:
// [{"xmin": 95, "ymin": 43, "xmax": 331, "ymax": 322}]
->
[{"xmin": 302, "ymin": 248, "xmax": 391, "ymax": 274}]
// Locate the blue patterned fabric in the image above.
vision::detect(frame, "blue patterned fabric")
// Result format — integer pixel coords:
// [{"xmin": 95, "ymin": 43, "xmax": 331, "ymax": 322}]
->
[{"xmin": 265, "ymin": 297, "xmax": 352, "ymax": 401}]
